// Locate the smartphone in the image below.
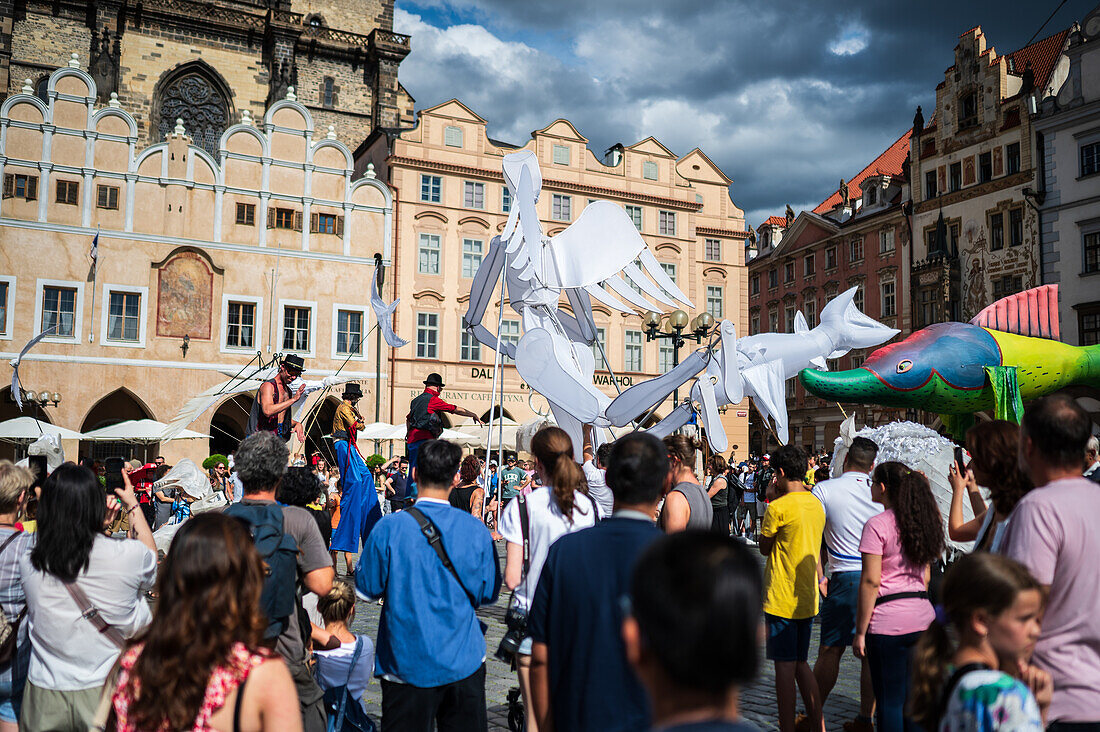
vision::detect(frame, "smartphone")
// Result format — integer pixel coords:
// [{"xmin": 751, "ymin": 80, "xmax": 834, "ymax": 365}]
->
[
  {"xmin": 953, "ymin": 445, "xmax": 967, "ymax": 473},
  {"xmin": 27, "ymin": 455, "xmax": 47, "ymax": 490},
  {"xmin": 104, "ymin": 457, "xmax": 126, "ymax": 493}
]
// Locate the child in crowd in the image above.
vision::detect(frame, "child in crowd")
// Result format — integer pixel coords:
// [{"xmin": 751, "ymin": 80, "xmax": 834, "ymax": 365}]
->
[
  {"xmin": 314, "ymin": 582, "xmax": 375, "ymax": 721},
  {"xmin": 909, "ymin": 552, "xmax": 1050, "ymax": 731}
]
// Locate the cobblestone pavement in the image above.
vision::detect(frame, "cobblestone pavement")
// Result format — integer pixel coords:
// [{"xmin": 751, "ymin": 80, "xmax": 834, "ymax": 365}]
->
[{"xmin": 344, "ymin": 541, "xmax": 864, "ymax": 731}]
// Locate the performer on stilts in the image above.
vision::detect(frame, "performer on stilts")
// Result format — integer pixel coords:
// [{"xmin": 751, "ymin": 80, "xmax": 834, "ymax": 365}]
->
[
  {"xmin": 247, "ymin": 354, "xmax": 307, "ymax": 443},
  {"xmin": 329, "ymin": 382, "xmax": 381, "ymax": 576}
]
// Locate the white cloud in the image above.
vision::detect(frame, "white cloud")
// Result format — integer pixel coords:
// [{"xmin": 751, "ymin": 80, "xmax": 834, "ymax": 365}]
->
[{"xmin": 828, "ymin": 22, "xmax": 870, "ymax": 55}]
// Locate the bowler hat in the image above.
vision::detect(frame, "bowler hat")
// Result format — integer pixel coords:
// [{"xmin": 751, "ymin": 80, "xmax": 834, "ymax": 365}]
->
[
  {"xmin": 424, "ymin": 372, "xmax": 445, "ymax": 388},
  {"xmin": 342, "ymin": 383, "xmax": 363, "ymax": 400},
  {"xmin": 282, "ymin": 354, "xmax": 306, "ymax": 372}
]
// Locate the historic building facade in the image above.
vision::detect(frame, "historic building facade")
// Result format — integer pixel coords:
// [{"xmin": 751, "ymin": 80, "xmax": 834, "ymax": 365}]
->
[
  {"xmin": 0, "ymin": 0, "xmax": 414, "ymax": 153},
  {"xmin": 1034, "ymin": 14, "xmax": 1100, "ymax": 347},
  {"xmin": 746, "ymin": 130, "xmax": 913, "ymax": 455},
  {"xmin": 908, "ymin": 26, "xmax": 1070, "ymax": 328},
  {"xmin": 356, "ymin": 100, "xmax": 753, "ymax": 457},
  {"xmin": 0, "ymin": 63, "xmax": 393, "ymax": 463}
]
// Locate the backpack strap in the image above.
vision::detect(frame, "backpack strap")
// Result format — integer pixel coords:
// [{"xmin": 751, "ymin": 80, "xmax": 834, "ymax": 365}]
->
[
  {"xmin": 518, "ymin": 495, "xmax": 530, "ymax": 577},
  {"xmin": 63, "ymin": 580, "xmax": 127, "ymax": 649},
  {"xmin": 874, "ymin": 590, "xmax": 929, "ymax": 607},
  {"xmin": 938, "ymin": 662, "xmax": 990, "ymax": 724},
  {"xmin": 0, "ymin": 532, "xmax": 21, "ymax": 557},
  {"xmin": 331, "ymin": 637, "xmax": 365, "ymax": 732},
  {"xmin": 404, "ymin": 507, "xmax": 478, "ymax": 608}
]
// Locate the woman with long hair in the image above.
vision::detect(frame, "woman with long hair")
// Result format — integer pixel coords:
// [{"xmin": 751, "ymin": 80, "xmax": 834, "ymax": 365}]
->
[
  {"xmin": 948, "ymin": 420, "xmax": 1034, "ymax": 552},
  {"xmin": 0, "ymin": 461, "xmax": 34, "ymax": 730},
  {"xmin": 19, "ymin": 462, "xmax": 156, "ymax": 731},
  {"xmin": 853, "ymin": 462, "xmax": 945, "ymax": 732},
  {"xmin": 500, "ymin": 426, "xmax": 598, "ymax": 732},
  {"xmin": 660, "ymin": 435, "xmax": 712, "ymax": 532},
  {"xmin": 909, "ymin": 552, "xmax": 1049, "ymax": 731},
  {"xmin": 109, "ymin": 513, "xmax": 301, "ymax": 731},
  {"xmin": 450, "ymin": 455, "xmax": 486, "ymax": 520},
  {"xmin": 705, "ymin": 454, "xmax": 731, "ymax": 535},
  {"xmin": 329, "ymin": 383, "xmax": 382, "ymax": 575}
]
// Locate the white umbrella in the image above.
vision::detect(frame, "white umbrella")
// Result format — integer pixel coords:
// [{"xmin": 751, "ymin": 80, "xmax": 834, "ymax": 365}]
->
[
  {"xmin": 0, "ymin": 417, "xmax": 84, "ymax": 441},
  {"xmin": 83, "ymin": 418, "xmax": 208, "ymax": 442},
  {"xmin": 451, "ymin": 418, "xmax": 518, "ymax": 449},
  {"xmin": 357, "ymin": 421, "xmax": 399, "ymax": 440},
  {"xmin": 439, "ymin": 428, "xmax": 480, "ymax": 445}
]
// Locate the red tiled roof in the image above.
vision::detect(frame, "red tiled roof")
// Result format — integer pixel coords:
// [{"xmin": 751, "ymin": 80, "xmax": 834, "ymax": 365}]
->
[
  {"xmin": 1002, "ymin": 30, "xmax": 1069, "ymax": 95},
  {"xmin": 760, "ymin": 215, "xmax": 788, "ymax": 228},
  {"xmin": 813, "ymin": 128, "xmax": 911, "ymax": 214}
]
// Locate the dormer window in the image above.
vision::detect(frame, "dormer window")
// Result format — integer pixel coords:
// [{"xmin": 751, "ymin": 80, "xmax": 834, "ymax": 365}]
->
[
  {"xmin": 958, "ymin": 91, "xmax": 978, "ymax": 130},
  {"xmin": 866, "ymin": 185, "xmax": 877, "ymax": 205}
]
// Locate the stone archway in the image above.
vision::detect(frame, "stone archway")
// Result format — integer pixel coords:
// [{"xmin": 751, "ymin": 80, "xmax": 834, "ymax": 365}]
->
[
  {"xmin": 303, "ymin": 396, "xmax": 341, "ymax": 465},
  {"xmin": 79, "ymin": 388, "xmax": 155, "ymax": 462}
]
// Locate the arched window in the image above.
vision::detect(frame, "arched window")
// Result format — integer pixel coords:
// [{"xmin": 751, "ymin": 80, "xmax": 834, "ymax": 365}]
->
[
  {"xmin": 156, "ymin": 66, "xmax": 231, "ymax": 157},
  {"xmin": 34, "ymin": 77, "xmax": 49, "ymax": 105}
]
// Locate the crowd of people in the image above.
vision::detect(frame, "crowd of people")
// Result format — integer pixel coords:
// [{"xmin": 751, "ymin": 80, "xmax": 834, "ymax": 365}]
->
[{"xmin": 0, "ymin": 386, "xmax": 1095, "ymax": 731}]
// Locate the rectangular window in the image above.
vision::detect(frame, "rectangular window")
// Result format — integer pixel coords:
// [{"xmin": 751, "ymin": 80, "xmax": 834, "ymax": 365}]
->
[
  {"xmin": 420, "ymin": 174, "xmax": 441, "ymax": 203},
  {"xmin": 979, "ymin": 151, "xmax": 993, "ymax": 183},
  {"xmin": 460, "ymin": 331, "xmax": 481, "ymax": 362},
  {"xmin": 804, "ymin": 299, "xmax": 817, "ymax": 328},
  {"xmin": 418, "ymin": 234, "xmax": 441, "ymax": 275},
  {"xmin": 658, "ymin": 210, "xmax": 676, "ymax": 236},
  {"xmin": 322, "ymin": 77, "xmax": 335, "ymax": 108},
  {"xmin": 55, "ymin": 179, "xmax": 78, "ymax": 205},
  {"xmin": 1009, "ymin": 208, "xmax": 1023, "ymax": 247},
  {"xmin": 106, "ymin": 291, "xmax": 140, "ymax": 342},
  {"xmin": 235, "ymin": 202, "xmax": 255, "ymax": 226},
  {"xmin": 825, "ymin": 247, "xmax": 837, "ymax": 270},
  {"xmin": 336, "ymin": 310, "xmax": 363, "ymax": 356},
  {"xmin": 591, "ymin": 327, "xmax": 606, "ymax": 369},
  {"xmin": 881, "ymin": 281, "xmax": 896, "ymax": 317},
  {"xmin": 658, "ymin": 342, "xmax": 674, "ymax": 373},
  {"xmin": 949, "ymin": 162, "xmax": 962, "ymax": 192},
  {"xmin": 626, "ymin": 205, "xmax": 642, "ymax": 230},
  {"xmin": 226, "ymin": 301, "xmax": 255, "ymax": 349},
  {"xmin": 706, "ymin": 286, "xmax": 723, "ymax": 319},
  {"xmin": 786, "ymin": 379, "xmax": 796, "ymax": 399},
  {"xmin": 462, "ymin": 239, "xmax": 483, "ymax": 278},
  {"xmin": 850, "ymin": 238, "xmax": 864, "ymax": 262},
  {"xmin": 96, "ymin": 185, "xmax": 119, "ymax": 210},
  {"xmin": 416, "ymin": 312, "xmax": 438, "ymax": 359},
  {"xmin": 502, "ymin": 187, "xmax": 512, "ymax": 213},
  {"xmin": 500, "ymin": 320, "xmax": 520, "ymax": 363},
  {"xmin": 282, "ymin": 306, "xmax": 311, "ymax": 352},
  {"xmin": 804, "ymin": 254, "xmax": 815, "ymax": 277},
  {"xmin": 463, "ymin": 181, "xmax": 484, "ymax": 209},
  {"xmin": 925, "ymin": 170, "xmax": 937, "ymax": 199},
  {"xmin": 959, "ymin": 92, "xmax": 978, "ymax": 129},
  {"xmin": 0, "ymin": 281, "xmax": 7, "ymax": 336},
  {"xmin": 552, "ymin": 194, "xmax": 571, "ymax": 221},
  {"xmin": 444, "ymin": 125, "xmax": 463, "ymax": 148},
  {"xmin": 879, "ymin": 230, "xmax": 895, "ymax": 254},
  {"xmin": 552, "ymin": 144, "xmax": 570, "ymax": 165},
  {"xmin": 1082, "ymin": 142, "xmax": 1100, "ymax": 177},
  {"xmin": 990, "ymin": 212, "xmax": 1004, "ymax": 251},
  {"xmin": 853, "ymin": 287, "xmax": 864, "ymax": 313},
  {"xmin": 866, "ymin": 186, "xmax": 878, "ymax": 205},
  {"xmin": 660, "ymin": 262, "xmax": 676, "ymax": 283},
  {"xmin": 768, "ymin": 309, "xmax": 778, "ymax": 332},
  {"xmin": 1006, "ymin": 143, "xmax": 1021, "ymax": 175},
  {"xmin": 750, "ymin": 274, "xmax": 760, "ymax": 296},
  {"xmin": 784, "ymin": 262, "xmax": 794, "ymax": 283},
  {"xmin": 750, "ymin": 313, "xmax": 760, "ymax": 335},
  {"xmin": 851, "ymin": 352, "xmax": 865, "ymax": 369},
  {"xmin": 624, "ymin": 330, "xmax": 643, "ymax": 372},
  {"xmin": 705, "ymin": 238, "xmax": 721, "ymax": 261},
  {"xmin": 784, "ymin": 305, "xmax": 796, "ymax": 332},
  {"xmin": 273, "ymin": 208, "xmax": 296, "ymax": 229},
  {"xmin": 918, "ymin": 288, "xmax": 936, "ymax": 327},
  {"xmin": 642, "ymin": 160, "xmax": 658, "ymax": 180},
  {"xmin": 314, "ymin": 212, "xmax": 338, "ymax": 235},
  {"xmin": 1080, "ymin": 308, "xmax": 1100, "ymax": 346},
  {"xmin": 768, "ymin": 269, "xmax": 778, "ymax": 289},
  {"xmin": 3, "ymin": 173, "xmax": 38, "ymax": 200},
  {"xmin": 1085, "ymin": 232, "xmax": 1100, "ymax": 274},
  {"xmin": 992, "ymin": 275, "xmax": 1024, "ymax": 298},
  {"xmin": 41, "ymin": 286, "xmax": 76, "ymax": 337}
]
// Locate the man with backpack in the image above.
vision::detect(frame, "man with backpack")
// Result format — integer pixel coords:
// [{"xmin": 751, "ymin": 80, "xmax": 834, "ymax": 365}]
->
[
  {"xmin": 227, "ymin": 431, "xmax": 335, "ymax": 732},
  {"xmin": 405, "ymin": 372, "xmax": 480, "ymax": 499}
]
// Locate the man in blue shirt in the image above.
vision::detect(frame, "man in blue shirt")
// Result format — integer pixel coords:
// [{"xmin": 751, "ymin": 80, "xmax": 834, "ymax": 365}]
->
[
  {"xmin": 528, "ymin": 432, "xmax": 667, "ymax": 731},
  {"xmin": 357, "ymin": 439, "xmax": 501, "ymax": 730}
]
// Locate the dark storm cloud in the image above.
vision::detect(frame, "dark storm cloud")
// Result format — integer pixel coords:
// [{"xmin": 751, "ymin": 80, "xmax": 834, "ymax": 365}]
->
[{"xmin": 395, "ymin": 0, "xmax": 1092, "ymax": 225}]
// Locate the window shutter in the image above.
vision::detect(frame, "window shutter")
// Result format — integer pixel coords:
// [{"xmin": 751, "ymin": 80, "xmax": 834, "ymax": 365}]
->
[
  {"xmin": 267, "ymin": 207, "xmax": 275, "ymax": 229},
  {"xmin": 4, "ymin": 175, "xmax": 13, "ymax": 199},
  {"xmin": 310, "ymin": 212, "xmax": 319, "ymax": 233},
  {"xmin": 336, "ymin": 215, "xmax": 344, "ymax": 237},
  {"xmin": 26, "ymin": 176, "xmax": 37, "ymax": 201},
  {"xmin": 294, "ymin": 211, "xmax": 303, "ymax": 232}
]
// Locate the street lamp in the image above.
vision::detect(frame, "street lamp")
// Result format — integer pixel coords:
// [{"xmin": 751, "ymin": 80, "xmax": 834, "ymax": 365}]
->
[{"xmin": 643, "ymin": 309, "xmax": 714, "ymax": 406}]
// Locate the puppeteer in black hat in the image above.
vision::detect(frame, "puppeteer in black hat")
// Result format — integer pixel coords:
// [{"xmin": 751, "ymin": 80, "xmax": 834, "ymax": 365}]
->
[{"xmin": 246, "ymin": 354, "xmax": 307, "ymax": 442}]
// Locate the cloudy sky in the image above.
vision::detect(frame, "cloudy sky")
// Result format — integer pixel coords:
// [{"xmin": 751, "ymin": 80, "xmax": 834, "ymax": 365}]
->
[{"xmin": 392, "ymin": 0, "xmax": 1093, "ymax": 227}]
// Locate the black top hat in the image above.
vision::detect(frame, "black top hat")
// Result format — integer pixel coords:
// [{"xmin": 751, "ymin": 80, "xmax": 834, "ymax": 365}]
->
[
  {"xmin": 424, "ymin": 372, "xmax": 445, "ymax": 388},
  {"xmin": 342, "ymin": 383, "xmax": 363, "ymax": 400},
  {"xmin": 282, "ymin": 354, "xmax": 306, "ymax": 372}
]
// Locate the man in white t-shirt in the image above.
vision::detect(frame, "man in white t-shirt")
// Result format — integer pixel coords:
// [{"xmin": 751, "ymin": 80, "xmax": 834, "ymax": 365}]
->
[
  {"xmin": 581, "ymin": 425, "xmax": 613, "ymax": 519},
  {"xmin": 810, "ymin": 436, "xmax": 880, "ymax": 732}
]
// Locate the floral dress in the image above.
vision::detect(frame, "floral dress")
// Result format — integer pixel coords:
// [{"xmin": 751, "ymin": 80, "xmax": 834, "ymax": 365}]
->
[
  {"xmin": 939, "ymin": 668, "xmax": 1043, "ymax": 732},
  {"xmin": 111, "ymin": 642, "xmax": 268, "ymax": 731}
]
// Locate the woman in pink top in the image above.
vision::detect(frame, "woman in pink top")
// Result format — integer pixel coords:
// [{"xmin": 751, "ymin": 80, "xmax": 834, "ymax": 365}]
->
[{"xmin": 853, "ymin": 462, "xmax": 944, "ymax": 732}]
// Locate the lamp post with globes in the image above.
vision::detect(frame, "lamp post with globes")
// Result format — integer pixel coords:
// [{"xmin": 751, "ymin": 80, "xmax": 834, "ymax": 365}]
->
[{"xmin": 642, "ymin": 309, "xmax": 714, "ymax": 406}]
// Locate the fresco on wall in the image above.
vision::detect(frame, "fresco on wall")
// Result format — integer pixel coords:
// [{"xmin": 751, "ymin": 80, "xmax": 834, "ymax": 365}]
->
[
  {"xmin": 959, "ymin": 207, "xmax": 1038, "ymax": 321},
  {"xmin": 156, "ymin": 252, "xmax": 213, "ymax": 339}
]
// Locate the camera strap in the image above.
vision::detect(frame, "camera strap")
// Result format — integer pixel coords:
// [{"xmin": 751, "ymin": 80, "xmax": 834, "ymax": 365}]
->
[{"xmin": 405, "ymin": 507, "xmax": 478, "ymax": 609}]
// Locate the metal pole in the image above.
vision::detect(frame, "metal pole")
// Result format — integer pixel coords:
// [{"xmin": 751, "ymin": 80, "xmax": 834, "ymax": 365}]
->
[
  {"xmin": 672, "ymin": 335, "xmax": 682, "ymax": 405},
  {"xmin": 374, "ymin": 254, "xmax": 384, "ymax": 456}
]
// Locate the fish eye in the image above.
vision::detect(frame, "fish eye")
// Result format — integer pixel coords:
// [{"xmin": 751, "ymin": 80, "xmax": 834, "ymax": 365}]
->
[{"xmin": 896, "ymin": 359, "xmax": 913, "ymax": 374}]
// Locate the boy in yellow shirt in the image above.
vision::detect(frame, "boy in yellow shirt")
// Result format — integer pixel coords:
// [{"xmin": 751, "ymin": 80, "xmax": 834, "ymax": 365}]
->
[{"xmin": 759, "ymin": 444, "xmax": 826, "ymax": 732}]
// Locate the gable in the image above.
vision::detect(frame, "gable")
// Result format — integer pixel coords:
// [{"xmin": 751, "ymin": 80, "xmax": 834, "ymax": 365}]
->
[
  {"xmin": 627, "ymin": 136, "xmax": 676, "ymax": 158},
  {"xmin": 420, "ymin": 99, "xmax": 486, "ymax": 124},
  {"xmin": 786, "ymin": 221, "xmax": 835, "ymax": 250},
  {"xmin": 536, "ymin": 119, "xmax": 588, "ymax": 142},
  {"xmin": 677, "ymin": 148, "xmax": 732, "ymax": 185}
]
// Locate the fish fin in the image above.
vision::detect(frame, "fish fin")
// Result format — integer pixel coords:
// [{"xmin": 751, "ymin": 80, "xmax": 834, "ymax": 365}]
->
[
  {"xmin": 970, "ymin": 285, "xmax": 1060, "ymax": 340},
  {"xmin": 809, "ymin": 356, "xmax": 828, "ymax": 371},
  {"xmin": 793, "ymin": 311, "xmax": 809, "ymax": 335}
]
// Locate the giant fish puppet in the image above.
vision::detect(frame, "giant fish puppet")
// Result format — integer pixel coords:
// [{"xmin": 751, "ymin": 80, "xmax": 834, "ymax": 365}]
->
[{"xmin": 799, "ymin": 285, "xmax": 1100, "ymax": 436}]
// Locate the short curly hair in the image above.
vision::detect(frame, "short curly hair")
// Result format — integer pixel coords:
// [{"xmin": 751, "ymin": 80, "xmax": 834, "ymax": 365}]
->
[
  {"xmin": 235, "ymin": 432, "xmax": 288, "ymax": 494},
  {"xmin": 276, "ymin": 466, "xmax": 323, "ymax": 507}
]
